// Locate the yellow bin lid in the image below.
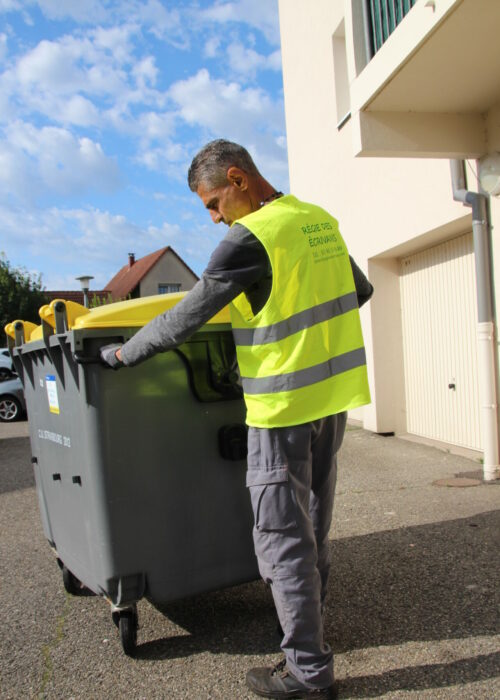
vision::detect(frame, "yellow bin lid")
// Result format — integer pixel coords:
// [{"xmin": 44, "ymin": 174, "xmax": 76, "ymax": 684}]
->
[
  {"xmin": 72, "ymin": 293, "xmax": 230, "ymax": 329},
  {"xmin": 5, "ymin": 293, "xmax": 230, "ymax": 345}
]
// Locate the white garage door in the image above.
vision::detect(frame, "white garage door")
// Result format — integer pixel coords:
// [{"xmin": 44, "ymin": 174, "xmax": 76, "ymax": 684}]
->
[{"xmin": 400, "ymin": 233, "xmax": 481, "ymax": 450}]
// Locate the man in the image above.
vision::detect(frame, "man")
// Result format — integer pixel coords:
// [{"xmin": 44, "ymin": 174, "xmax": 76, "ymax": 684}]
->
[{"xmin": 101, "ymin": 139, "xmax": 373, "ymax": 699}]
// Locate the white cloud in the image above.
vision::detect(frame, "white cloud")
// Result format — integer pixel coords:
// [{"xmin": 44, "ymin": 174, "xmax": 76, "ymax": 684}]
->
[
  {"xmin": 61, "ymin": 95, "xmax": 101, "ymax": 127},
  {"xmin": 169, "ymin": 68, "xmax": 288, "ymax": 189},
  {"xmin": 34, "ymin": 0, "xmax": 109, "ymax": 24},
  {"xmin": 90, "ymin": 23, "xmax": 136, "ymax": 63},
  {"xmin": 0, "ymin": 0, "xmax": 288, "ymax": 291},
  {"xmin": 64, "ymin": 208, "xmax": 147, "ymax": 259},
  {"xmin": 0, "ymin": 32, "xmax": 8, "ymax": 62},
  {"xmin": 0, "ymin": 3, "xmax": 284, "ymax": 179},
  {"xmin": 204, "ymin": 36, "xmax": 221, "ymax": 58},
  {"xmin": 267, "ymin": 49, "xmax": 282, "ymax": 71},
  {"xmin": 0, "ymin": 75, "xmax": 103, "ymax": 128},
  {"xmin": 17, "ymin": 39, "xmax": 85, "ymax": 92},
  {"xmin": 138, "ymin": 111, "xmax": 175, "ymax": 142},
  {"xmin": 197, "ymin": 0, "xmax": 281, "ymax": 46},
  {"xmin": 11, "ymin": 24, "xmax": 142, "ymax": 98},
  {"xmin": 0, "ymin": 141, "xmax": 37, "ymax": 202},
  {"xmin": 2, "ymin": 28, "xmax": 168, "ymax": 133},
  {"xmin": 0, "ymin": 202, "xmax": 209, "ymax": 289},
  {"xmin": 226, "ymin": 41, "xmax": 282, "ymax": 78},
  {"xmin": 170, "ymin": 68, "xmax": 283, "ymax": 137},
  {"xmin": 137, "ymin": 141, "xmax": 185, "ymax": 172},
  {"xmin": 12, "ymin": 33, "xmax": 133, "ymax": 113},
  {"xmin": 129, "ymin": 0, "xmax": 182, "ymax": 41},
  {"xmin": 1, "ymin": 122, "xmax": 120, "ymax": 202},
  {"xmin": 0, "ymin": 0, "xmax": 22, "ymax": 12},
  {"xmin": 17, "ymin": 0, "xmax": 184, "ymax": 44},
  {"xmin": 133, "ymin": 56, "xmax": 158, "ymax": 88}
]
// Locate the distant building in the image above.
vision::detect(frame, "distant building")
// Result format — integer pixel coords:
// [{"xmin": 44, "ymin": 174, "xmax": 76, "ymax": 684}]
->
[
  {"xmin": 45, "ymin": 246, "xmax": 199, "ymax": 305},
  {"xmin": 105, "ymin": 247, "xmax": 198, "ymax": 300}
]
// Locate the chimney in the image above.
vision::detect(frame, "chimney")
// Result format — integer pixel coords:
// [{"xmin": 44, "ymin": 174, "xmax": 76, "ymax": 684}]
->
[{"xmin": 128, "ymin": 253, "xmax": 135, "ymax": 268}]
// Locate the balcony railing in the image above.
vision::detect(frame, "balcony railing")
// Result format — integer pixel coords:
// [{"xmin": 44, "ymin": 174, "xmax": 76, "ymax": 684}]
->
[{"xmin": 367, "ymin": 0, "xmax": 418, "ymax": 55}]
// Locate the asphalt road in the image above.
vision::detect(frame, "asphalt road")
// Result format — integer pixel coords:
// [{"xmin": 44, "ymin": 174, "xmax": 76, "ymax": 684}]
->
[{"xmin": 1, "ymin": 420, "xmax": 499, "ymax": 699}]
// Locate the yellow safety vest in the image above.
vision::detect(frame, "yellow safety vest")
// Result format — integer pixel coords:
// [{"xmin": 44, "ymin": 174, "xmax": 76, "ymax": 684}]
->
[{"xmin": 230, "ymin": 195, "xmax": 371, "ymax": 428}]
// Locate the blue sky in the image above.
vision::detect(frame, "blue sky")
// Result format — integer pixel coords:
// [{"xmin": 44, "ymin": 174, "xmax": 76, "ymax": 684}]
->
[{"xmin": 0, "ymin": 0, "xmax": 288, "ymax": 291}]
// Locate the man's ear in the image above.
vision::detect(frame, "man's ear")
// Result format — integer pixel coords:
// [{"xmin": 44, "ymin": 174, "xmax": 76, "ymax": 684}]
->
[{"xmin": 227, "ymin": 166, "xmax": 248, "ymax": 191}]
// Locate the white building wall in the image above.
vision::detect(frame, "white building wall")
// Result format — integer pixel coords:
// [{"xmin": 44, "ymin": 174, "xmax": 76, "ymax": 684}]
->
[{"xmin": 278, "ymin": 0, "xmax": 500, "ymax": 448}]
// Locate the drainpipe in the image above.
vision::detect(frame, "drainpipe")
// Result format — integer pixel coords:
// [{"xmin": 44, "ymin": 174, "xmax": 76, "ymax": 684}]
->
[{"xmin": 450, "ymin": 160, "xmax": 500, "ymax": 481}]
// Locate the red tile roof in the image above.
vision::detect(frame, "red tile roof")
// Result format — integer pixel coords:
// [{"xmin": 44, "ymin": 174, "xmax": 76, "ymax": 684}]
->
[{"xmin": 105, "ymin": 246, "xmax": 198, "ymax": 300}]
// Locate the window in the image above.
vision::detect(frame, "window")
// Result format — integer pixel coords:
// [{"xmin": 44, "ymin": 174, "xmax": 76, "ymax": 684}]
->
[{"xmin": 158, "ymin": 283, "xmax": 181, "ymax": 294}]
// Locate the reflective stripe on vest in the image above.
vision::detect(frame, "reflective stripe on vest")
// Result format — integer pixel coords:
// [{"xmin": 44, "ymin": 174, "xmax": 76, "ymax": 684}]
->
[
  {"xmin": 232, "ymin": 291, "xmax": 358, "ymax": 346},
  {"xmin": 241, "ymin": 346, "xmax": 366, "ymax": 395},
  {"xmin": 231, "ymin": 195, "xmax": 371, "ymax": 427}
]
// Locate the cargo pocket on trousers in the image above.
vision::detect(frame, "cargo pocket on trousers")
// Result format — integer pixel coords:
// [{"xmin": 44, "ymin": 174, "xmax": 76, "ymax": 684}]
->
[{"xmin": 246, "ymin": 467, "xmax": 297, "ymax": 532}]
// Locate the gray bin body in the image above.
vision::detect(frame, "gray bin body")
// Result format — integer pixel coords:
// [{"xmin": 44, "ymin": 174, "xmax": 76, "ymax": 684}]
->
[{"xmin": 15, "ymin": 326, "xmax": 258, "ymax": 607}]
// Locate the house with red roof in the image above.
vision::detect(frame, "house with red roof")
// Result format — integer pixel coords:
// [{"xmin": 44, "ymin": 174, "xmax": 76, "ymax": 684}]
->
[
  {"xmin": 45, "ymin": 246, "xmax": 199, "ymax": 305},
  {"xmin": 105, "ymin": 247, "xmax": 198, "ymax": 300}
]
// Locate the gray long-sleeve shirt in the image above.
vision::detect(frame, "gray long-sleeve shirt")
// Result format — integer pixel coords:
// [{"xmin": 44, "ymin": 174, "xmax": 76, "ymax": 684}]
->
[{"xmin": 120, "ymin": 223, "xmax": 374, "ymax": 366}]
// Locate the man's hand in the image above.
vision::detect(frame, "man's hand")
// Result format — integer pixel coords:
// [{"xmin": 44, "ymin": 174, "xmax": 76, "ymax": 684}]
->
[{"xmin": 100, "ymin": 343, "xmax": 124, "ymax": 370}]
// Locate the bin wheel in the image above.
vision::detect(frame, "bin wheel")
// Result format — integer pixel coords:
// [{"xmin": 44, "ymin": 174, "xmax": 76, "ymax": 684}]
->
[
  {"xmin": 62, "ymin": 565, "xmax": 82, "ymax": 595},
  {"xmin": 118, "ymin": 609, "xmax": 138, "ymax": 656}
]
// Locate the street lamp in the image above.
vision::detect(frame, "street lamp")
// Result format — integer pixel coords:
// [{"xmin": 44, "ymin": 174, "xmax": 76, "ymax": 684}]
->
[{"xmin": 76, "ymin": 275, "xmax": 94, "ymax": 308}]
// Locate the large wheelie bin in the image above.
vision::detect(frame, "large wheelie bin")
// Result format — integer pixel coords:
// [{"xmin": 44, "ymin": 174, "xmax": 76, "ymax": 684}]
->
[{"xmin": 5, "ymin": 295, "xmax": 258, "ymax": 655}]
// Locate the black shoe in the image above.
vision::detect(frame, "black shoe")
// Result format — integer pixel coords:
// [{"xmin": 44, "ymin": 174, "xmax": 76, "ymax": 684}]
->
[{"xmin": 246, "ymin": 658, "xmax": 338, "ymax": 699}]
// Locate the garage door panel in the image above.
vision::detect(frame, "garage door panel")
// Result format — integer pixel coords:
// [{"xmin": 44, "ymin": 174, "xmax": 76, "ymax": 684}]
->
[{"xmin": 400, "ymin": 233, "xmax": 481, "ymax": 450}]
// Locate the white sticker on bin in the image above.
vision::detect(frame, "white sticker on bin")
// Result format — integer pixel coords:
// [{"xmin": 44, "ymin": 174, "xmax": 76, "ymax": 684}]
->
[{"xmin": 45, "ymin": 375, "xmax": 60, "ymax": 415}]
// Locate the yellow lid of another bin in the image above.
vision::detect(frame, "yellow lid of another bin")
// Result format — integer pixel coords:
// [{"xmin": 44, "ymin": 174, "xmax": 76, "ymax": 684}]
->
[
  {"xmin": 72, "ymin": 292, "xmax": 230, "ymax": 329},
  {"xmin": 4, "ymin": 320, "xmax": 38, "ymax": 342}
]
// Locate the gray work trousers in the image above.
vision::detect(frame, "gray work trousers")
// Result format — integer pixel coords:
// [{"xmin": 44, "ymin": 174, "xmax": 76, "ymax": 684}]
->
[{"xmin": 246, "ymin": 412, "xmax": 347, "ymax": 689}]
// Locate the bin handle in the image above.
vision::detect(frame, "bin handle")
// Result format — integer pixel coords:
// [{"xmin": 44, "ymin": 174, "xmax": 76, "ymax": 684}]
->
[
  {"xmin": 73, "ymin": 341, "xmax": 125, "ymax": 366},
  {"xmin": 73, "ymin": 353, "xmax": 102, "ymax": 365}
]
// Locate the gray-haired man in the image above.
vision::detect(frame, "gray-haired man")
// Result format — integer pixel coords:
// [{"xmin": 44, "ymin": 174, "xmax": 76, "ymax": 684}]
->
[{"xmin": 102, "ymin": 139, "xmax": 373, "ymax": 699}]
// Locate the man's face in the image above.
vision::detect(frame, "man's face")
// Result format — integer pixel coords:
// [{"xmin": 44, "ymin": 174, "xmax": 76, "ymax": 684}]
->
[{"xmin": 197, "ymin": 171, "xmax": 253, "ymax": 227}]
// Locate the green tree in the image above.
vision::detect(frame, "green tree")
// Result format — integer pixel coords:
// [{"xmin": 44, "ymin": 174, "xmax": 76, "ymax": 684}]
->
[{"xmin": 0, "ymin": 254, "xmax": 48, "ymax": 336}]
